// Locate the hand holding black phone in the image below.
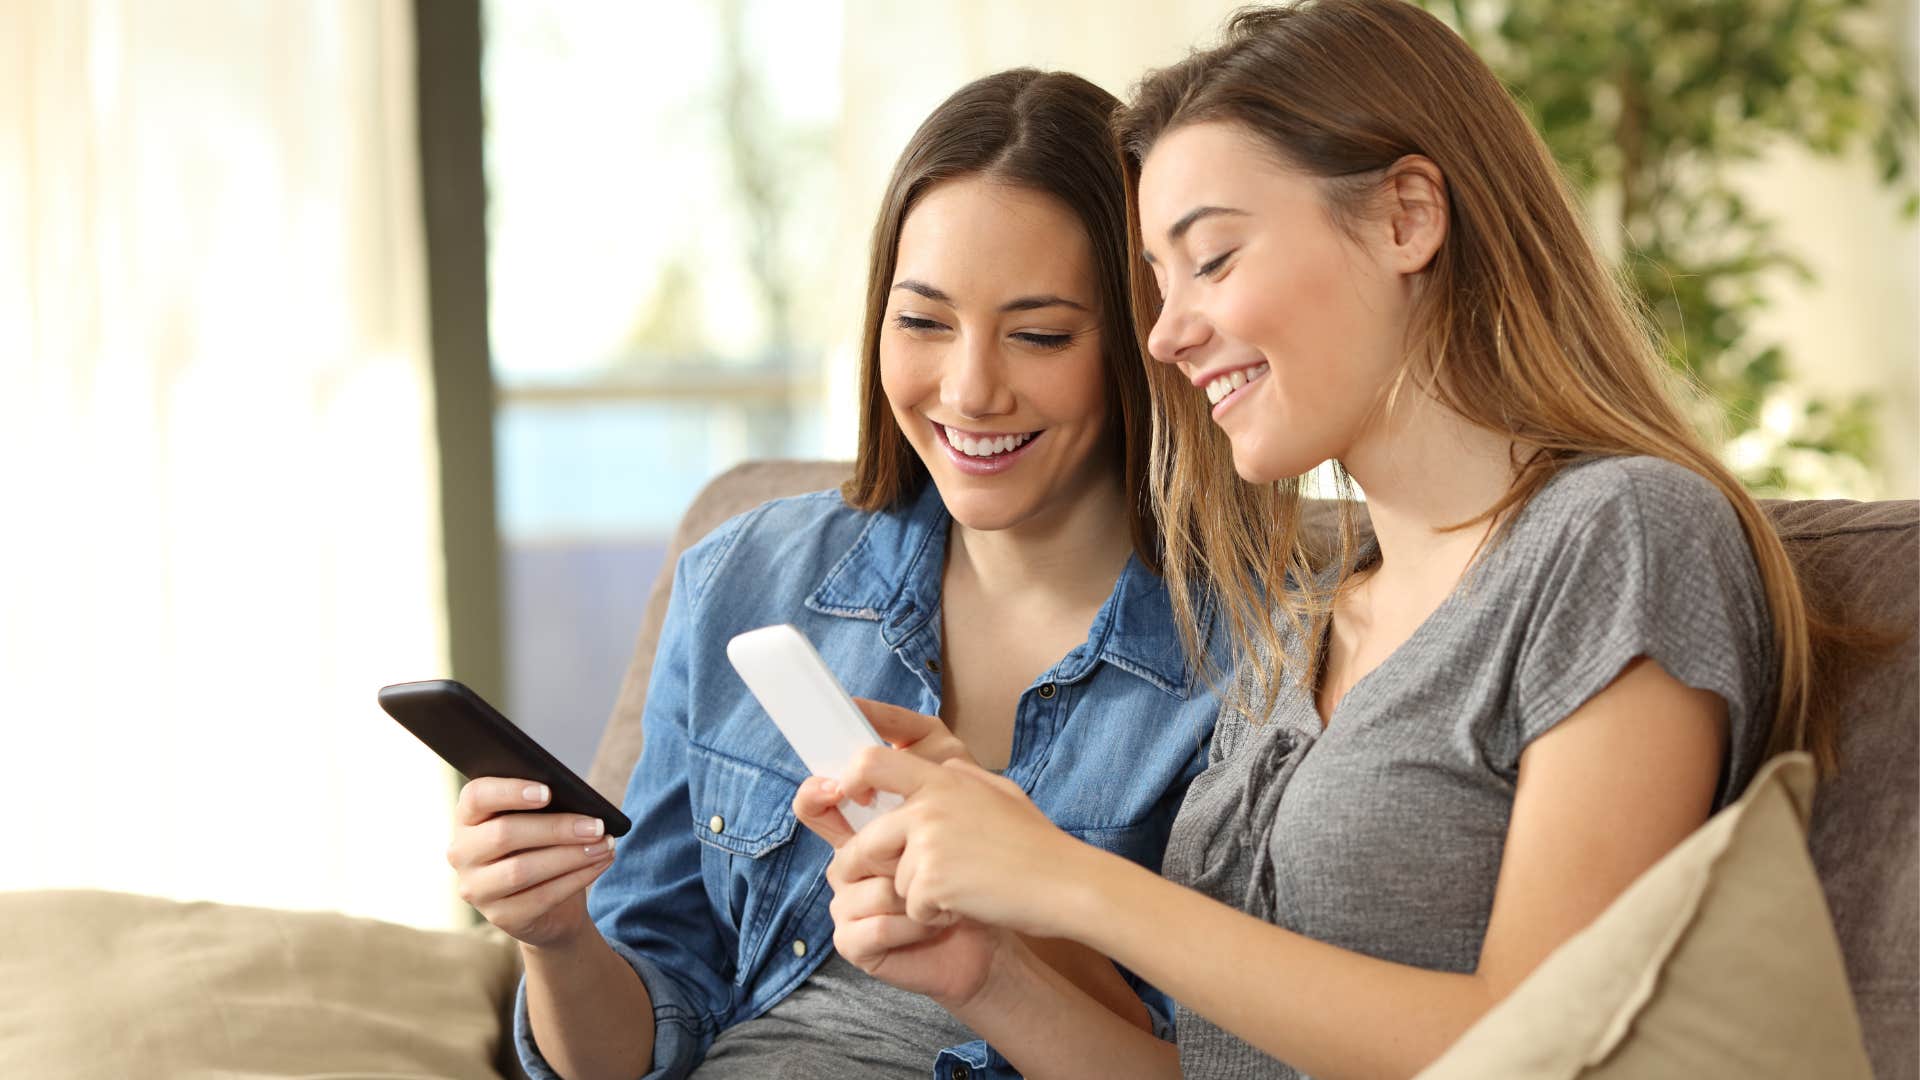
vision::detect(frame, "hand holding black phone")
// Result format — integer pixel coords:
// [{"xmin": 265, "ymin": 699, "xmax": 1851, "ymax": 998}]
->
[{"xmin": 378, "ymin": 679, "xmax": 632, "ymax": 837}]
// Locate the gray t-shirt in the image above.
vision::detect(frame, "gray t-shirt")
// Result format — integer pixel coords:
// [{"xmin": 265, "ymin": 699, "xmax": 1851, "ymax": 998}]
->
[
  {"xmin": 1162, "ymin": 456, "xmax": 1775, "ymax": 1078},
  {"xmin": 692, "ymin": 953, "xmax": 978, "ymax": 1078}
]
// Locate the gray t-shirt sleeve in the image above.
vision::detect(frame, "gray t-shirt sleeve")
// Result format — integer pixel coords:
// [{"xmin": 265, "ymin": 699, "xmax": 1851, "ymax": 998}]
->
[{"xmin": 1506, "ymin": 457, "xmax": 1775, "ymax": 805}]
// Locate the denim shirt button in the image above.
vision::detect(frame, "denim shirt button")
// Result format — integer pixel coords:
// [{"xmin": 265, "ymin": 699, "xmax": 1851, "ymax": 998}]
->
[
  {"xmin": 791, "ymin": 939, "xmax": 807, "ymax": 958},
  {"xmin": 952, "ymin": 1065, "xmax": 971, "ymax": 1080},
  {"xmin": 1037, "ymin": 682, "xmax": 1057, "ymax": 700},
  {"xmin": 707, "ymin": 815, "xmax": 725, "ymax": 834},
  {"xmin": 925, "ymin": 657, "xmax": 941, "ymax": 674}
]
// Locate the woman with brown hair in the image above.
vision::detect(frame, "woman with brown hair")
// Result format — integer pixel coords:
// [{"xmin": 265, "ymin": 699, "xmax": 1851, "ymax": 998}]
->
[
  {"xmin": 446, "ymin": 68, "xmax": 1224, "ymax": 1080},
  {"xmin": 798, "ymin": 2, "xmax": 1828, "ymax": 1075}
]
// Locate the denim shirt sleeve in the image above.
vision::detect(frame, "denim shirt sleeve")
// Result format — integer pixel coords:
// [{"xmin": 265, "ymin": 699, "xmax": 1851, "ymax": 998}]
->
[{"xmin": 515, "ymin": 545, "xmax": 737, "ymax": 1080}]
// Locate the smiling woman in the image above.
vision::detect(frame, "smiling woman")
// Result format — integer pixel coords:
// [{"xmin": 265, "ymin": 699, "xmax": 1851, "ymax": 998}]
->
[
  {"xmin": 788, "ymin": 3, "xmax": 1863, "ymax": 1078},
  {"xmin": 473, "ymin": 68, "xmax": 1225, "ymax": 1080}
]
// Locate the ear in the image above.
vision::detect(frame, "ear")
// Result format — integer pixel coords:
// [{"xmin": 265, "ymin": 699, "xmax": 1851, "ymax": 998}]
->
[{"xmin": 1378, "ymin": 155, "xmax": 1448, "ymax": 276}]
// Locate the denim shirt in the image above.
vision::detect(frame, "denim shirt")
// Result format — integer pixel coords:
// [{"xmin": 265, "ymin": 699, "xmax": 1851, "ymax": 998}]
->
[{"xmin": 515, "ymin": 482, "xmax": 1220, "ymax": 1079}]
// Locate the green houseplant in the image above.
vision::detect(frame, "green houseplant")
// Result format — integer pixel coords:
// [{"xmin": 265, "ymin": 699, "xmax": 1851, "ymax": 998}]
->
[{"xmin": 1422, "ymin": 0, "xmax": 1917, "ymax": 496}]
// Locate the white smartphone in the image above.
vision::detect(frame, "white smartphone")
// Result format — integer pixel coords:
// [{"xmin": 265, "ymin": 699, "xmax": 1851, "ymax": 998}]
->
[{"xmin": 725, "ymin": 623, "xmax": 905, "ymax": 830}]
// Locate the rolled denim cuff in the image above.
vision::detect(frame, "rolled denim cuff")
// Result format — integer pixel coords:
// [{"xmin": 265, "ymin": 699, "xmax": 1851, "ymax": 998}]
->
[{"xmin": 512, "ymin": 935, "xmax": 720, "ymax": 1080}]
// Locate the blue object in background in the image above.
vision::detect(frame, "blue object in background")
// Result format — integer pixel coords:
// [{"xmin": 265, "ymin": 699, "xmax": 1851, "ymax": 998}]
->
[{"xmin": 494, "ymin": 396, "xmax": 825, "ymax": 774}]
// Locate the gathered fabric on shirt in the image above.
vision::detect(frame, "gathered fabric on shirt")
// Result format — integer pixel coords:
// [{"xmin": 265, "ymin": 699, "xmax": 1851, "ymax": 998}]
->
[{"xmin": 1162, "ymin": 457, "xmax": 1776, "ymax": 1078}]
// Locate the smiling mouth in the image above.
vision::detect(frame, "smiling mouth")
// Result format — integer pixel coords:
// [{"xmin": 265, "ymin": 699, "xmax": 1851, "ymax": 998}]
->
[
  {"xmin": 1204, "ymin": 363, "xmax": 1270, "ymax": 406},
  {"xmin": 935, "ymin": 423, "xmax": 1041, "ymax": 458}
]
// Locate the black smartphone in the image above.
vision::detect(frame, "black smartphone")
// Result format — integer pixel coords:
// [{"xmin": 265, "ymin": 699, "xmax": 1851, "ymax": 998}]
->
[{"xmin": 377, "ymin": 679, "xmax": 632, "ymax": 837}]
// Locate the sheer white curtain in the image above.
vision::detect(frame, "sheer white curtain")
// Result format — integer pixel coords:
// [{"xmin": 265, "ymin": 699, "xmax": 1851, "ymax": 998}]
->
[{"xmin": 0, "ymin": 0, "xmax": 460, "ymax": 929}]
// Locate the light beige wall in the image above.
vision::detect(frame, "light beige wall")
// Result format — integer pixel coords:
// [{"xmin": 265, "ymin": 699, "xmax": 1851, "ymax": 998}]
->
[{"xmin": 1739, "ymin": 143, "xmax": 1920, "ymax": 498}]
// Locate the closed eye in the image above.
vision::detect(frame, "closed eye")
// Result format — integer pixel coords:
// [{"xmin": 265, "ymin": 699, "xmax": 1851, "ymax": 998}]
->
[
  {"xmin": 894, "ymin": 314, "xmax": 948, "ymax": 333},
  {"xmin": 1012, "ymin": 332, "xmax": 1074, "ymax": 351},
  {"xmin": 1194, "ymin": 249, "xmax": 1236, "ymax": 279}
]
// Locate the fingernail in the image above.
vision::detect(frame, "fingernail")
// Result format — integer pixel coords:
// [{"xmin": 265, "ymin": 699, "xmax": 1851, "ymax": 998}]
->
[
  {"xmin": 524, "ymin": 783, "xmax": 549, "ymax": 805},
  {"xmin": 820, "ymin": 780, "xmax": 841, "ymax": 798},
  {"xmin": 574, "ymin": 818, "xmax": 604, "ymax": 838},
  {"xmin": 587, "ymin": 837, "xmax": 615, "ymax": 856}
]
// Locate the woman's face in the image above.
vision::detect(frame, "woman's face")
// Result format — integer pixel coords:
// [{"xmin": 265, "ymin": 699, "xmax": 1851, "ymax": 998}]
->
[
  {"xmin": 1136, "ymin": 122, "xmax": 1421, "ymax": 484},
  {"xmin": 881, "ymin": 177, "xmax": 1114, "ymax": 533}
]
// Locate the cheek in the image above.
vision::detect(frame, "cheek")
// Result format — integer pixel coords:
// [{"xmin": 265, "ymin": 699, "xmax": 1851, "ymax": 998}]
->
[
  {"xmin": 1045, "ymin": 345, "xmax": 1110, "ymax": 434},
  {"xmin": 877, "ymin": 343, "xmax": 926, "ymax": 419},
  {"xmin": 1214, "ymin": 258, "xmax": 1345, "ymax": 365},
  {"xmin": 1216, "ymin": 256, "xmax": 1390, "ymax": 422}
]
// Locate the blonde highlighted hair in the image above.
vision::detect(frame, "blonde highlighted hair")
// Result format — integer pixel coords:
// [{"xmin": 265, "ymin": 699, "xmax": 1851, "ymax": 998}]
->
[{"xmin": 1117, "ymin": 0, "xmax": 1838, "ymax": 769}]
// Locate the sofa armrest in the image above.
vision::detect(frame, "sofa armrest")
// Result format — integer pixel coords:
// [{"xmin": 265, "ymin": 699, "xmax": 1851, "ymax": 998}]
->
[{"xmin": 0, "ymin": 888, "xmax": 526, "ymax": 1078}]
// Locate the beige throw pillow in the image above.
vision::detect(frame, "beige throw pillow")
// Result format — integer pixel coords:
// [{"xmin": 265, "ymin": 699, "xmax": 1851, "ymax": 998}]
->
[
  {"xmin": 0, "ymin": 889, "xmax": 523, "ymax": 1079},
  {"xmin": 1418, "ymin": 752, "xmax": 1871, "ymax": 1079}
]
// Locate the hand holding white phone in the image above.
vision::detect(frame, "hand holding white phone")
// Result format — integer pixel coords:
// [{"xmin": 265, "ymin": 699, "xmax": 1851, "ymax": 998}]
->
[{"xmin": 725, "ymin": 624, "xmax": 906, "ymax": 830}]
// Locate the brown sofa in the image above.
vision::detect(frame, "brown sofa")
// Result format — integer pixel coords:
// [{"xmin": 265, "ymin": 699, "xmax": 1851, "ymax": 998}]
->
[
  {"xmin": 4, "ymin": 460, "xmax": 1911, "ymax": 1078},
  {"xmin": 588, "ymin": 461, "xmax": 1919, "ymax": 1078}
]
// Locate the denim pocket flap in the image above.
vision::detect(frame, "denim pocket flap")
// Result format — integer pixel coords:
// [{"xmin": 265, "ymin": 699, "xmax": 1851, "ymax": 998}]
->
[{"xmin": 687, "ymin": 747, "xmax": 800, "ymax": 858}]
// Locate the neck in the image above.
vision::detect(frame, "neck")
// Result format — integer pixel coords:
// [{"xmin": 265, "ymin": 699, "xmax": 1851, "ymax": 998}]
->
[
  {"xmin": 1338, "ymin": 391, "xmax": 1521, "ymax": 582},
  {"xmin": 945, "ymin": 470, "xmax": 1134, "ymax": 609}
]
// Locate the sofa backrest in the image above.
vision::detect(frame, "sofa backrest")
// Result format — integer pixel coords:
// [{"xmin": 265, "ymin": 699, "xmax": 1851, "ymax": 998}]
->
[{"xmin": 589, "ymin": 459, "xmax": 1918, "ymax": 1076}]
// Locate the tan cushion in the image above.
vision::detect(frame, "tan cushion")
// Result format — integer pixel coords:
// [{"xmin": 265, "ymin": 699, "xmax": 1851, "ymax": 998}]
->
[
  {"xmin": 0, "ymin": 889, "xmax": 525, "ymax": 1079},
  {"xmin": 1417, "ymin": 752, "xmax": 1872, "ymax": 1079}
]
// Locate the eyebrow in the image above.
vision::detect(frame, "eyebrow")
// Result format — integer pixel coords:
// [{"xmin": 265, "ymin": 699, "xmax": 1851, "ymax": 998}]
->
[
  {"xmin": 1166, "ymin": 205, "xmax": 1249, "ymax": 244},
  {"xmin": 891, "ymin": 280, "xmax": 1090, "ymax": 313}
]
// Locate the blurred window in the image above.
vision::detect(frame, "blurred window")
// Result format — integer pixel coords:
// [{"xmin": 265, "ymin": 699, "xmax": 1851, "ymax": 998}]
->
[{"xmin": 483, "ymin": 0, "xmax": 843, "ymax": 770}]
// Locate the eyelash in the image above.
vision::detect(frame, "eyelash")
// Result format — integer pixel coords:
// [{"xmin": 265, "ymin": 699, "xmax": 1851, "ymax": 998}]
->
[
  {"xmin": 1194, "ymin": 249, "xmax": 1236, "ymax": 279},
  {"xmin": 1014, "ymin": 332, "xmax": 1074, "ymax": 351},
  {"xmin": 893, "ymin": 315, "xmax": 1074, "ymax": 352}
]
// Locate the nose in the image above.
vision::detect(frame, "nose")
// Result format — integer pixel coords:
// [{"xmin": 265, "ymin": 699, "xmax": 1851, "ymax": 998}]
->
[
  {"xmin": 1146, "ymin": 288, "xmax": 1210, "ymax": 369},
  {"xmin": 941, "ymin": 332, "xmax": 1013, "ymax": 420}
]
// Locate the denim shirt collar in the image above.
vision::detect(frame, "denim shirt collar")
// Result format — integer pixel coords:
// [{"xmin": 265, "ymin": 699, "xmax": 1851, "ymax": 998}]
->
[{"xmin": 805, "ymin": 481, "xmax": 1198, "ymax": 700}]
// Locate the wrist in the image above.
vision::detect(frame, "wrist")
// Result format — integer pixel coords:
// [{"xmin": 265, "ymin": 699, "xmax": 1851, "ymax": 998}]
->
[
  {"xmin": 519, "ymin": 917, "xmax": 605, "ymax": 965},
  {"xmin": 1051, "ymin": 843, "xmax": 1134, "ymax": 956},
  {"xmin": 937, "ymin": 928, "xmax": 1043, "ymax": 1019}
]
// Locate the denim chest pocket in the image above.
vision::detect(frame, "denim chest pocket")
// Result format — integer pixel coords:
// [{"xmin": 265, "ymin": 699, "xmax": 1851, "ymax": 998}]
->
[
  {"xmin": 687, "ymin": 744, "xmax": 800, "ymax": 855},
  {"xmin": 685, "ymin": 742, "xmax": 806, "ymax": 962}
]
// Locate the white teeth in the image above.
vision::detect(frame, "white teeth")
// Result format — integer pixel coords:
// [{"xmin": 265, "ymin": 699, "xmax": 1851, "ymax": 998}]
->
[
  {"xmin": 1205, "ymin": 364, "xmax": 1269, "ymax": 406},
  {"xmin": 947, "ymin": 428, "xmax": 1035, "ymax": 458}
]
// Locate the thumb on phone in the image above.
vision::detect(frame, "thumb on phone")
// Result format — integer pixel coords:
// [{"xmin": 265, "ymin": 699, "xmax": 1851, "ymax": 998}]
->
[{"xmin": 793, "ymin": 776, "xmax": 857, "ymax": 849}]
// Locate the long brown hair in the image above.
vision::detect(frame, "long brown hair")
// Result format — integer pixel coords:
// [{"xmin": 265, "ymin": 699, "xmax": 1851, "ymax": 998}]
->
[
  {"xmin": 1117, "ymin": 0, "xmax": 1838, "ymax": 768},
  {"xmin": 842, "ymin": 68, "xmax": 1160, "ymax": 568}
]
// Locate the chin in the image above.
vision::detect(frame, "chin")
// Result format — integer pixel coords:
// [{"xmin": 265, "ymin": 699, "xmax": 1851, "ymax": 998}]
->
[
  {"xmin": 926, "ymin": 480, "xmax": 1024, "ymax": 533},
  {"xmin": 944, "ymin": 501, "xmax": 1028, "ymax": 534},
  {"xmin": 1228, "ymin": 443, "xmax": 1290, "ymax": 486},
  {"xmin": 1229, "ymin": 437, "xmax": 1325, "ymax": 487}
]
